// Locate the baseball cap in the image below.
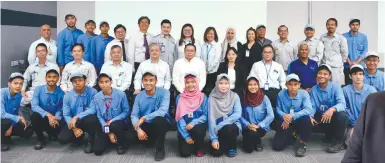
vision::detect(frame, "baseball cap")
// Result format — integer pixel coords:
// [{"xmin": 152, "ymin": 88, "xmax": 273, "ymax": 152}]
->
[
  {"xmin": 350, "ymin": 64, "xmax": 364, "ymax": 74},
  {"xmin": 318, "ymin": 64, "xmax": 332, "ymax": 74},
  {"xmin": 286, "ymin": 74, "xmax": 300, "ymax": 82},
  {"xmin": 304, "ymin": 24, "xmax": 315, "ymax": 30},
  {"xmin": 70, "ymin": 72, "xmax": 86, "ymax": 82},
  {"xmin": 8, "ymin": 72, "xmax": 24, "ymax": 82},
  {"xmin": 365, "ymin": 52, "xmax": 379, "ymax": 59},
  {"xmin": 256, "ymin": 24, "xmax": 266, "ymax": 29}
]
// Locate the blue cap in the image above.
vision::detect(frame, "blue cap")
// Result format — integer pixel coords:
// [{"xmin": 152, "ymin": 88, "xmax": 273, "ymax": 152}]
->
[
  {"xmin": 70, "ymin": 72, "xmax": 86, "ymax": 81},
  {"xmin": 304, "ymin": 24, "xmax": 315, "ymax": 30},
  {"xmin": 349, "ymin": 18, "xmax": 360, "ymax": 24},
  {"xmin": 286, "ymin": 74, "xmax": 300, "ymax": 82},
  {"xmin": 9, "ymin": 72, "xmax": 24, "ymax": 81}
]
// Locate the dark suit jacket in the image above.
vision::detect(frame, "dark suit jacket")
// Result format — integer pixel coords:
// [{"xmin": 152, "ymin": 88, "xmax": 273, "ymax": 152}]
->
[
  {"xmin": 239, "ymin": 42, "xmax": 263, "ymax": 75},
  {"xmin": 217, "ymin": 62, "xmax": 245, "ymax": 98}
]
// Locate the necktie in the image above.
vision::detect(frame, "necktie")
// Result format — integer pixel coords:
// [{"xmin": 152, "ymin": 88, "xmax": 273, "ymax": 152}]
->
[
  {"xmin": 144, "ymin": 34, "xmax": 150, "ymax": 59},
  {"xmin": 120, "ymin": 40, "xmax": 127, "ymax": 61}
]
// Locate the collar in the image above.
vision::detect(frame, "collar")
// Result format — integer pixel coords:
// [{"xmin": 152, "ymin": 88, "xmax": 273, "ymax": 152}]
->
[
  {"xmin": 160, "ymin": 33, "xmax": 171, "ymax": 39},
  {"xmin": 72, "ymin": 59, "xmax": 84, "ymax": 65},
  {"xmin": 74, "ymin": 87, "xmax": 88, "ymax": 97},
  {"xmin": 317, "ymin": 81, "xmax": 331, "ymax": 91},
  {"xmin": 35, "ymin": 60, "xmax": 48, "ymax": 67},
  {"xmin": 40, "ymin": 37, "xmax": 52, "ymax": 43},
  {"xmin": 66, "ymin": 27, "xmax": 78, "ymax": 32},
  {"xmin": 348, "ymin": 31, "xmax": 360, "ymax": 37},
  {"xmin": 351, "ymin": 84, "xmax": 368, "ymax": 94},
  {"xmin": 184, "ymin": 57, "xmax": 196, "ymax": 63},
  {"xmin": 109, "ymin": 61, "xmax": 123, "ymax": 67},
  {"xmin": 102, "ymin": 88, "xmax": 115, "ymax": 99},
  {"xmin": 285, "ymin": 89, "xmax": 299, "ymax": 100},
  {"xmin": 140, "ymin": 31, "xmax": 148, "ymax": 35},
  {"xmin": 279, "ymin": 39, "xmax": 289, "ymax": 43},
  {"xmin": 364, "ymin": 69, "xmax": 379, "ymax": 77},
  {"xmin": 324, "ymin": 33, "xmax": 338, "ymax": 39},
  {"xmin": 144, "ymin": 88, "xmax": 157, "ymax": 98},
  {"xmin": 44, "ymin": 85, "xmax": 59, "ymax": 94},
  {"xmin": 6, "ymin": 88, "xmax": 18, "ymax": 100},
  {"xmin": 150, "ymin": 58, "xmax": 160, "ymax": 64},
  {"xmin": 305, "ymin": 37, "xmax": 314, "ymax": 41}
]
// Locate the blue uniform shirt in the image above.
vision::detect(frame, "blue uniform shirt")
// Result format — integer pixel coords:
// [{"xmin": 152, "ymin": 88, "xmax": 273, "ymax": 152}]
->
[
  {"xmin": 364, "ymin": 69, "xmax": 385, "ymax": 91},
  {"xmin": 1, "ymin": 88, "xmax": 22, "ymax": 124},
  {"xmin": 343, "ymin": 84, "xmax": 377, "ymax": 127},
  {"xmin": 342, "ymin": 31, "xmax": 368, "ymax": 68},
  {"xmin": 90, "ymin": 35, "xmax": 114, "ymax": 72},
  {"xmin": 276, "ymin": 89, "xmax": 313, "ymax": 121},
  {"xmin": 31, "ymin": 85, "xmax": 65, "ymax": 120},
  {"xmin": 57, "ymin": 27, "xmax": 84, "ymax": 67},
  {"xmin": 288, "ymin": 59, "xmax": 318, "ymax": 89},
  {"xmin": 240, "ymin": 95, "xmax": 274, "ymax": 132},
  {"xmin": 63, "ymin": 87, "xmax": 98, "ymax": 124},
  {"xmin": 310, "ymin": 82, "xmax": 346, "ymax": 116},
  {"xmin": 77, "ymin": 33, "xmax": 97, "ymax": 62}
]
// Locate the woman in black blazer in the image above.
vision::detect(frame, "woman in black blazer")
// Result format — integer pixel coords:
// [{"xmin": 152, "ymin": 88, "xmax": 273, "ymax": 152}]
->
[
  {"xmin": 217, "ymin": 47, "xmax": 245, "ymax": 99},
  {"xmin": 239, "ymin": 27, "xmax": 263, "ymax": 75}
]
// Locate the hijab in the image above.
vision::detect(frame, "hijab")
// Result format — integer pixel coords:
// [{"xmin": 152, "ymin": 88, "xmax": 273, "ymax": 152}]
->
[
  {"xmin": 209, "ymin": 73, "xmax": 237, "ymax": 121},
  {"xmin": 243, "ymin": 76, "xmax": 265, "ymax": 107},
  {"xmin": 221, "ymin": 27, "xmax": 238, "ymax": 62}
]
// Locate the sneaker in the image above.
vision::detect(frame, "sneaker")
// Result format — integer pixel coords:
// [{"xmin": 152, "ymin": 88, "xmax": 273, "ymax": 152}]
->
[
  {"xmin": 1, "ymin": 144, "xmax": 10, "ymax": 151},
  {"xmin": 116, "ymin": 145, "xmax": 125, "ymax": 155},
  {"xmin": 326, "ymin": 142, "xmax": 344, "ymax": 153},
  {"xmin": 34, "ymin": 141, "xmax": 46, "ymax": 150},
  {"xmin": 255, "ymin": 143, "xmax": 263, "ymax": 152},
  {"xmin": 84, "ymin": 142, "xmax": 93, "ymax": 154},
  {"xmin": 155, "ymin": 149, "xmax": 166, "ymax": 161},
  {"xmin": 196, "ymin": 151, "xmax": 205, "ymax": 157},
  {"xmin": 295, "ymin": 142, "xmax": 307, "ymax": 157},
  {"xmin": 227, "ymin": 149, "xmax": 237, "ymax": 157}
]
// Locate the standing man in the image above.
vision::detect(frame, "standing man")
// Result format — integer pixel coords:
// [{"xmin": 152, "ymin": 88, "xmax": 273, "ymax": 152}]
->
[
  {"xmin": 104, "ymin": 24, "xmax": 129, "ymax": 63},
  {"xmin": 272, "ymin": 25, "xmax": 298, "ymax": 72},
  {"xmin": 90, "ymin": 21, "xmax": 114, "ymax": 73},
  {"xmin": 298, "ymin": 24, "xmax": 324, "ymax": 65},
  {"xmin": 364, "ymin": 52, "xmax": 384, "ymax": 91},
  {"xmin": 256, "ymin": 24, "xmax": 272, "ymax": 46},
  {"xmin": 152, "ymin": 19, "xmax": 177, "ymax": 73},
  {"xmin": 343, "ymin": 19, "xmax": 368, "ymax": 85},
  {"xmin": 57, "ymin": 14, "xmax": 84, "ymax": 72},
  {"xmin": 77, "ymin": 20, "xmax": 97, "ymax": 63},
  {"xmin": 128, "ymin": 16, "xmax": 153, "ymax": 71},
  {"xmin": 320, "ymin": 18, "xmax": 349, "ymax": 85},
  {"xmin": 28, "ymin": 24, "xmax": 57, "ymax": 65}
]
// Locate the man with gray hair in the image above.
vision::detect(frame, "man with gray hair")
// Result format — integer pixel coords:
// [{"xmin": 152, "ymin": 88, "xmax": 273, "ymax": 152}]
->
[
  {"xmin": 28, "ymin": 24, "xmax": 57, "ymax": 65},
  {"xmin": 298, "ymin": 24, "xmax": 324, "ymax": 65}
]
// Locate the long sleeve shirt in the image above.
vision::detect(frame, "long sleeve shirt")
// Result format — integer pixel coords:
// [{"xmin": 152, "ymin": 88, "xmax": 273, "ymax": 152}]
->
[
  {"xmin": 175, "ymin": 39, "xmax": 202, "ymax": 59},
  {"xmin": 1, "ymin": 88, "xmax": 22, "ymax": 124},
  {"xmin": 100, "ymin": 61, "xmax": 133, "ymax": 91},
  {"xmin": 133, "ymin": 59, "xmax": 171, "ymax": 90},
  {"xmin": 208, "ymin": 94, "xmax": 242, "ymax": 143},
  {"xmin": 131, "ymin": 87, "xmax": 172, "ymax": 127},
  {"xmin": 298, "ymin": 37, "xmax": 324, "ymax": 64},
  {"xmin": 93, "ymin": 88, "xmax": 130, "ymax": 128},
  {"xmin": 240, "ymin": 95, "xmax": 274, "ymax": 132},
  {"xmin": 272, "ymin": 39, "xmax": 298, "ymax": 71},
  {"xmin": 57, "ymin": 27, "xmax": 84, "ymax": 67},
  {"xmin": 90, "ymin": 35, "xmax": 114, "ymax": 72},
  {"xmin": 31, "ymin": 85, "xmax": 64, "ymax": 120},
  {"xmin": 342, "ymin": 31, "xmax": 368, "ymax": 68},
  {"xmin": 22, "ymin": 61, "xmax": 60, "ymax": 91},
  {"xmin": 60, "ymin": 60, "xmax": 97, "ymax": 92},
  {"xmin": 287, "ymin": 59, "xmax": 318, "ymax": 89},
  {"xmin": 364, "ymin": 69, "xmax": 385, "ymax": 91},
  {"xmin": 176, "ymin": 95, "xmax": 208, "ymax": 140},
  {"xmin": 62, "ymin": 87, "xmax": 98, "ymax": 124},
  {"xmin": 28, "ymin": 37, "xmax": 57, "ymax": 65},
  {"xmin": 172, "ymin": 57, "xmax": 206, "ymax": 93},
  {"xmin": 200, "ymin": 41, "xmax": 222, "ymax": 74},
  {"xmin": 249, "ymin": 60, "xmax": 287, "ymax": 89},
  {"xmin": 319, "ymin": 33, "xmax": 348, "ymax": 68},
  {"xmin": 310, "ymin": 82, "xmax": 346, "ymax": 116},
  {"xmin": 151, "ymin": 34, "xmax": 177, "ymax": 72},
  {"xmin": 77, "ymin": 33, "xmax": 97, "ymax": 62},
  {"xmin": 343, "ymin": 84, "xmax": 377, "ymax": 127},
  {"xmin": 276, "ymin": 89, "xmax": 313, "ymax": 121},
  {"xmin": 128, "ymin": 31, "xmax": 153, "ymax": 65},
  {"xmin": 104, "ymin": 39, "xmax": 130, "ymax": 64}
]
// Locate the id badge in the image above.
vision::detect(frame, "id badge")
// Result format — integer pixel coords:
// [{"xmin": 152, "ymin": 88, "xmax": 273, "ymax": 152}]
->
[
  {"xmin": 290, "ymin": 106, "xmax": 294, "ymax": 115},
  {"xmin": 187, "ymin": 112, "xmax": 193, "ymax": 118},
  {"xmin": 245, "ymin": 50, "xmax": 250, "ymax": 57},
  {"xmin": 116, "ymin": 79, "xmax": 122, "ymax": 87},
  {"xmin": 223, "ymin": 114, "xmax": 228, "ymax": 119},
  {"xmin": 320, "ymin": 105, "xmax": 325, "ymax": 112},
  {"xmin": 31, "ymin": 73, "xmax": 36, "ymax": 81},
  {"xmin": 161, "ymin": 44, "xmax": 166, "ymax": 53},
  {"xmin": 275, "ymin": 49, "xmax": 279, "ymax": 55},
  {"xmin": 104, "ymin": 126, "xmax": 110, "ymax": 134},
  {"xmin": 48, "ymin": 49, "xmax": 53, "ymax": 55},
  {"xmin": 264, "ymin": 83, "xmax": 269, "ymax": 91}
]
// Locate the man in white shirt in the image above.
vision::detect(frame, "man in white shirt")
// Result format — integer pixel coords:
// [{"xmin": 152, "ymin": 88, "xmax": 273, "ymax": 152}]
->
[
  {"xmin": 28, "ymin": 24, "xmax": 57, "ymax": 65},
  {"xmin": 104, "ymin": 24, "xmax": 130, "ymax": 65},
  {"xmin": 134, "ymin": 43, "xmax": 171, "ymax": 95},
  {"xmin": 128, "ymin": 16, "xmax": 153, "ymax": 71},
  {"xmin": 298, "ymin": 24, "xmax": 324, "ymax": 65},
  {"xmin": 272, "ymin": 25, "xmax": 298, "ymax": 72},
  {"xmin": 173, "ymin": 44, "xmax": 206, "ymax": 94}
]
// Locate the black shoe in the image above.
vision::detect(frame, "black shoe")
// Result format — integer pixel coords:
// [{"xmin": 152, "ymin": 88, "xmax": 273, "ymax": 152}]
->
[
  {"xmin": 1, "ymin": 144, "xmax": 10, "ymax": 151},
  {"xmin": 49, "ymin": 136, "xmax": 58, "ymax": 141},
  {"xmin": 326, "ymin": 142, "xmax": 344, "ymax": 153},
  {"xmin": 116, "ymin": 145, "xmax": 126, "ymax": 155},
  {"xmin": 255, "ymin": 143, "xmax": 263, "ymax": 152},
  {"xmin": 154, "ymin": 149, "xmax": 166, "ymax": 161},
  {"xmin": 34, "ymin": 141, "xmax": 46, "ymax": 150},
  {"xmin": 295, "ymin": 142, "xmax": 307, "ymax": 157},
  {"xmin": 84, "ymin": 142, "xmax": 93, "ymax": 154}
]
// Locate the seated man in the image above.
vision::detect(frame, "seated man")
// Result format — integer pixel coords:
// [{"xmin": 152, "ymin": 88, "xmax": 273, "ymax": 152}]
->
[
  {"xmin": 310, "ymin": 64, "xmax": 347, "ymax": 153},
  {"xmin": 363, "ymin": 52, "xmax": 384, "ymax": 91},
  {"xmin": 273, "ymin": 74, "xmax": 313, "ymax": 157},
  {"xmin": 30, "ymin": 69, "xmax": 65, "ymax": 150},
  {"xmin": 93, "ymin": 73, "xmax": 132, "ymax": 155},
  {"xmin": 131, "ymin": 71, "xmax": 172, "ymax": 161},
  {"xmin": 1, "ymin": 73, "xmax": 33, "ymax": 151},
  {"xmin": 58, "ymin": 72, "xmax": 99, "ymax": 154}
]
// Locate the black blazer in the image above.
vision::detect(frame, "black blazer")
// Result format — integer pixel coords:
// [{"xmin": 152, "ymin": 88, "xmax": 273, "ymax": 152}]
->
[
  {"xmin": 239, "ymin": 42, "xmax": 263, "ymax": 75},
  {"xmin": 216, "ymin": 62, "xmax": 245, "ymax": 98}
]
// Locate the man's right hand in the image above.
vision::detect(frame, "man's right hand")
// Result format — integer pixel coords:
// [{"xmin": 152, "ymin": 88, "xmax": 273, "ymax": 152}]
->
[
  {"xmin": 137, "ymin": 128, "xmax": 148, "ymax": 140},
  {"xmin": 283, "ymin": 114, "xmax": 293, "ymax": 124},
  {"xmin": 69, "ymin": 116, "xmax": 79, "ymax": 129},
  {"xmin": 5, "ymin": 125, "xmax": 13, "ymax": 136},
  {"xmin": 72, "ymin": 128, "xmax": 83, "ymax": 138},
  {"xmin": 186, "ymin": 138, "xmax": 194, "ymax": 144},
  {"xmin": 46, "ymin": 114, "xmax": 58, "ymax": 128},
  {"xmin": 133, "ymin": 89, "xmax": 141, "ymax": 95},
  {"xmin": 19, "ymin": 116, "xmax": 28, "ymax": 130}
]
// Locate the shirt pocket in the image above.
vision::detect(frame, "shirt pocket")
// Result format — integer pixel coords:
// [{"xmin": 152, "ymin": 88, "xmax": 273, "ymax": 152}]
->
[
  {"xmin": 331, "ymin": 41, "xmax": 340, "ymax": 53},
  {"xmin": 270, "ymin": 69, "xmax": 280, "ymax": 79},
  {"xmin": 357, "ymin": 44, "xmax": 364, "ymax": 51}
]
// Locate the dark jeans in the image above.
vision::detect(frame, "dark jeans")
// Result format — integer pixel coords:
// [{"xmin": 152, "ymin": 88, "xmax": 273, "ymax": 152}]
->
[
  {"xmin": 58, "ymin": 115, "xmax": 99, "ymax": 145},
  {"xmin": 1, "ymin": 119, "xmax": 33, "ymax": 144},
  {"xmin": 30, "ymin": 112, "xmax": 65, "ymax": 142},
  {"xmin": 242, "ymin": 128, "xmax": 267, "ymax": 153},
  {"xmin": 177, "ymin": 123, "xmax": 207, "ymax": 157},
  {"xmin": 263, "ymin": 88, "xmax": 281, "ymax": 130},
  {"xmin": 312, "ymin": 111, "xmax": 347, "ymax": 143},
  {"xmin": 210, "ymin": 124, "xmax": 239, "ymax": 157},
  {"xmin": 137, "ymin": 117, "xmax": 170, "ymax": 150},
  {"xmin": 272, "ymin": 116, "xmax": 313, "ymax": 151}
]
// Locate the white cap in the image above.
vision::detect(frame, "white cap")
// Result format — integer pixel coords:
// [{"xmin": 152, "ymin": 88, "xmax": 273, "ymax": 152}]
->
[
  {"xmin": 9, "ymin": 72, "xmax": 24, "ymax": 81},
  {"xmin": 350, "ymin": 64, "xmax": 364, "ymax": 72},
  {"xmin": 318, "ymin": 64, "xmax": 332, "ymax": 73},
  {"xmin": 184, "ymin": 71, "xmax": 198, "ymax": 78},
  {"xmin": 365, "ymin": 52, "xmax": 379, "ymax": 59},
  {"xmin": 286, "ymin": 74, "xmax": 300, "ymax": 82},
  {"xmin": 98, "ymin": 72, "xmax": 112, "ymax": 79},
  {"xmin": 246, "ymin": 75, "xmax": 261, "ymax": 82},
  {"xmin": 142, "ymin": 70, "xmax": 157, "ymax": 77}
]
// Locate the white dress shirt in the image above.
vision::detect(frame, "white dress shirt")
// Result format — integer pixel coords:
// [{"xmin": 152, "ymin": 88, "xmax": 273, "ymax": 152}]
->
[
  {"xmin": 128, "ymin": 31, "xmax": 153, "ymax": 65},
  {"xmin": 173, "ymin": 57, "xmax": 206, "ymax": 93},
  {"xmin": 134, "ymin": 59, "xmax": 171, "ymax": 90},
  {"xmin": 249, "ymin": 60, "xmax": 287, "ymax": 90},
  {"xmin": 272, "ymin": 39, "xmax": 298, "ymax": 71},
  {"xmin": 100, "ymin": 61, "xmax": 133, "ymax": 91},
  {"xmin": 175, "ymin": 39, "xmax": 202, "ymax": 59},
  {"xmin": 28, "ymin": 37, "xmax": 57, "ymax": 65},
  {"xmin": 104, "ymin": 39, "xmax": 130, "ymax": 65},
  {"xmin": 298, "ymin": 37, "xmax": 324, "ymax": 65},
  {"xmin": 319, "ymin": 33, "xmax": 348, "ymax": 68},
  {"xmin": 22, "ymin": 60, "xmax": 60, "ymax": 91},
  {"xmin": 201, "ymin": 41, "xmax": 222, "ymax": 74},
  {"xmin": 60, "ymin": 60, "xmax": 97, "ymax": 92},
  {"xmin": 228, "ymin": 67, "xmax": 236, "ymax": 90}
]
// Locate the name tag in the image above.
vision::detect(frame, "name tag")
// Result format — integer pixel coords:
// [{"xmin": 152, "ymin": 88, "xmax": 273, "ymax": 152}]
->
[
  {"xmin": 290, "ymin": 106, "xmax": 294, "ymax": 115},
  {"xmin": 161, "ymin": 44, "xmax": 166, "ymax": 53},
  {"xmin": 104, "ymin": 125, "xmax": 110, "ymax": 134},
  {"xmin": 320, "ymin": 105, "xmax": 325, "ymax": 112},
  {"xmin": 245, "ymin": 50, "xmax": 250, "ymax": 57},
  {"xmin": 187, "ymin": 112, "xmax": 193, "ymax": 118},
  {"xmin": 275, "ymin": 49, "xmax": 279, "ymax": 55},
  {"xmin": 264, "ymin": 83, "xmax": 269, "ymax": 91}
]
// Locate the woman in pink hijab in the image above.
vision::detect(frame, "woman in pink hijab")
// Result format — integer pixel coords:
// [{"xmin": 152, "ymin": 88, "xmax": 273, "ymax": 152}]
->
[{"xmin": 175, "ymin": 73, "xmax": 208, "ymax": 158}]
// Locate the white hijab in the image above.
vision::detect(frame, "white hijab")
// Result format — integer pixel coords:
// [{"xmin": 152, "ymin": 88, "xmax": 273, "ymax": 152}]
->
[{"xmin": 221, "ymin": 27, "xmax": 238, "ymax": 62}]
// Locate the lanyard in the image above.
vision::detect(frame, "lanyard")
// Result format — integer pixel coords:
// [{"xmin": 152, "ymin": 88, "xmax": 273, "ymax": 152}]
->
[
  {"xmin": 263, "ymin": 60, "xmax": 271, "ymax": 84},
  {"xmin": 206, "ymin": 44, "xmax": 213, "ymax": 61},
  {"xmin": 104, "ymin": 98, "xmax": 113, "ymax": 121}
]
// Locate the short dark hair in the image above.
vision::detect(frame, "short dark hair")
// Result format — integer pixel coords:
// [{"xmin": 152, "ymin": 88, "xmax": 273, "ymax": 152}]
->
[
  {"xmin": 114, "ymin": 24, "xmax": 126, "ymax": 33},
  {"xmin": 203, "ymin": 27, "xmax": 218, "ymax": 42},
  {"xmin": 350, "ymin": 67, "xmax": 364, "ymax": 75},
  {"xmin": 262, "ymin": 44, "xmax": 274, "ymax": 52},
  {"xmin": 326, "ymin": 18, "xmax": 338, "ymax": 26},
  {"xmin": 98, "ymin": 73, "xmax": 112, "ymax": 81},
  {"xmin": 318, "ymin": 65, "xmax": 332, "ymax": 74},
  {"xmin": 65, "ymin": 14, "xmax": 75, "ymax": 20},
  {"xmin": 70, "ymin": 75, "xmax": 87, "ymax": 82},
  {"xmin": 142, "ymin": 72, "xmax": 157, "ymax": 80},
  {"xmin": 161, "ymin": 19, "xmax": 171, "ymax": 26},
  {"xmin": 36, "ymin": 43, "xmax": 47, "ymax": 51},
  {"xmin": 99, "ymin": 21, "xmax": 109, "ymax": 28},
  {"xmin": 349, "ymin": 19, "xmax": 360, "ymax": 25},
  {"xmin": 111, "ymin": 45, "xmax": 122, "ymax": 51},
  {"xmin": 224, "ymin": 47, "xmax": 239, "ymax": 63},
  {"xmin": 138, "ymin": 16, "xmax": 150, "ymax": 24},
  {"xmin": 85, "ymin": 20, "xmax": 96, "ymax": 25},
  {"xmin": 46, "ymin": 69, "xmax": 59, "ymax": 77},
  {"xmin": 71, "ymin": 43, "xmax": 84, "ymax": 52},
  {"xmin": 246, "ymin": 27, "xmax": 257, "ymax": 43},
  {"xmin": 184, "ymin": 43, "xmax": 196, "ymax": 51},
  {"xmin": 278, "ymin": 25, "xmax": 289, "ymax": 32}
]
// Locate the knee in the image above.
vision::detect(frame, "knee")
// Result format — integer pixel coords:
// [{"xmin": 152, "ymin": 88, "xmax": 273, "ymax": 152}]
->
[
  {"xmin": 179, "ymin": 150, "xmax": 191, "ymax": 158},
  {"xmin": 30, "ymin": 112, "xmax": 41, "ymax": 122},
  {"xmin": 83, "ymin": 115, "xmax": 98, "ymax": 126},
  {"xmin": 152, "ymin": 117, "xmax": 169, "ymax": 126},
  {"xmin": 210, "ymin": 149, "xmax": 223, "ymax": 157},
  {"xmin": 272, "ymin": 141, "xmax": 286, "ymax": 151},
  {"xmin": 109, "ymin": 120, "xmax": 124, "ymax": 132}
]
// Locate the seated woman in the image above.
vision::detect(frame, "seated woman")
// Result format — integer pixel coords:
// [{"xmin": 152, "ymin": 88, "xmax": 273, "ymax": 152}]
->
[
  {"xmin": 240, "ymin": 75, "xmax": 274, "ymax": 153},
  {"xmin": 208, "ymin": 74, "xmax": 242, "ymax": 158},
  {"xmin": 175, "ymin": 73, "xmax": 208, "ymax": 158}
]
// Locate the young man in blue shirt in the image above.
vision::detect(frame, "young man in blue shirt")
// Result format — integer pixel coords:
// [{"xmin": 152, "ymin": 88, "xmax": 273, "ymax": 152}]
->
[
  {"xmin": 364, "ymin": 52, "xmax": 384, "ymax": 91},
  {"xmin": 131, "ymin": 71, "xmax": 171, "ymax": 161},
  {"xmin": 90, "ymin": 21, "xmax": 114, "ymax": 73},
  {"xmin": 30, "ymin": 69, "xmax": 65, "ymax": 150},
  {"xmin": 58, "ymin": 72, "xmax": 99, "ymax": 153},
  {"xmin": 77, "ymin": 20, "xmax": 97, "ymax": 62},
  {"xmin": 1, "ymin": 73, "xmax": 33, "ymax": 151}
]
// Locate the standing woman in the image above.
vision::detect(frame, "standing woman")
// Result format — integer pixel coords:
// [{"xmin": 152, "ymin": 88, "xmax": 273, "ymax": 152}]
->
[
  {"xmin": 175, "ymin": 24, "xmax": 202, "ymax": 59},
  {"xmin": 201, "ymin": 27, "xmax": 222, "ymax": 96},
  {"xmin": 220, "ymin": 27, "xmax": 243, "ymax": 62},
  {"xmin": 240, "ymin": 75, "xmax": 274, "ymax": 153},
  {"xmin": 208, "ymin": 74, "xmax": 242, "ymax": 157},
  {"xmin": 217, "ymin": 47, "xmax": 245, "ymax": 98},
  {"xmin": 176, "ymin": 73, "xmax": 208, "ymax": 158},
  {"xmin": 240, "ymin": 27, "xmax": 263, "ymax": 75}
]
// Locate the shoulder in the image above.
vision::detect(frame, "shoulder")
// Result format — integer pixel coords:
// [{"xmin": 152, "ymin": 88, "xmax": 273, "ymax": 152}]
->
[
  {"xmin": 94, "ymin": 91, "xmax": 103, "ymax": 99},
  {"xmin": 158, "ymin": 88, "xmax": 169, "ymax": 95},
  {"xmin": 121, "ymin": 61, "xmax": 132, "ymax": 68},
  {"xmin": 87, "ymin": 87, "xmax": 98, "ymax": 95},
  {"xmin": 263, "ymin": 95, "xmax": 270, "ymax": 101},
  {"xmin": 277, "ymin": 89, "xmax": 286, "ymax": 97},
  {"xmin": 298, "ymin": 90, "xmax": 310, "ymax": 97},
  {"xmin": 342, "ymin": 84, "xmax": 352, "ymax": 91},
  {"xmin": 365, "ymin": 84, "xmax": 378, "ymax": 93}
]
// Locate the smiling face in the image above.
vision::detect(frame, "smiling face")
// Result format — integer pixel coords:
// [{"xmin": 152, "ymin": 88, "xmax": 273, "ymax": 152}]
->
[
  {"xmin": 45, "ymin": 72, "xmax": 59, "ymax": 87},
  {"xmin": 185, "ymin": 77, "xmax": 197, "ymax": 92},
  {"xmin": 327, "ymin": 20, "xmax": 337, "ymax": 33},
  {"xmin": 139, "ymin": 18, "xmax": 149, "ymax": 32},
  {"xmin": 365, "ymin": 56, "xmax": 380, "ymax": 70},
  {"xmin": 115, "ymin": 27, "xmax": 126, "ymax": 40},
  {"xmin": 226, "ymin": 29, "xmax": 235, "ymax": 40},
  {"xmin": 317, "ymin": 69, "xmax": 331, "ymax": 84},
  {"xmin": 206, "ymin": 29, "xmax": 215, "ymax": 42},
  {"xmin": 142, "ymin": 74, "xmax": 157, "ymax": 91},
  {"xmin": 278, "ymin": 26, "xmax": 288, "ymax": 39},
  {"xmin": 247, "ymin": 79, "xmax": 259, "ymax": 93}
]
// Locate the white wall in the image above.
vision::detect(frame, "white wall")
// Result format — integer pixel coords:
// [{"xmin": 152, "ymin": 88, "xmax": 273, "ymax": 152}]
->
[
  {"xmin": 378, "ymin": 1, "xmax": 385, "ymax": 69},
  {"xmin": 57, "ymin": 1, "xmax": 95, "ymax": 33}
]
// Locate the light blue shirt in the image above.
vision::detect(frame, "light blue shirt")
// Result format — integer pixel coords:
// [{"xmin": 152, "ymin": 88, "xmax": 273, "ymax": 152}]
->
[
  {"xmin": 240, "ymin": 95, "xmax": 274, "ymax": 132},
  {"xmin": 77, "ymin": 33, "xmax": 97, "ymax": 62},
  {"xmin": 342, "ymin": 31, "xmax": 368, "ymax": 67},
  {"xmin": 343, "ymin": 84, "xmax": 377, "ymax": 127},
  {"xmin": 310, "ymin": 82, "xmax": 346, "ymax": 116},
  {"xmin": 131, "ymin": 87, "xmax": 172, "ymax": 127},
  {"xmin": 208, "ymin": 94, "xmax": 242, "ymax": 143},
  {"xmin": 276, "ymin": 89, "xmax": 313, "ymax": 121},
  {"xmin": 364, "ymin": 69, "xmax": 385, "ymax": 91},
  {"xmin": 31, "ymin": 85, "xmax": 64, "ymax": 120},
  {"xmin": 176, "ymin": 95, "xmax": 208, "ymax": 141},
  {"xmin": 200, "ymin": 42, "xmax": 222, "ymax": 74},
  {"xmin": 90, "ymin": 35, "xmax": 114, "ymax": 72},
  {"xmin": 57, "ymin": 27, "xmax": 84, "ymax": 67},
  {"xmin": 1, "ymin": 88, "xmax": 22, "ymax": 124},
  {"xmin": 63, "ymin": 87, "xmax": 98, "ymax": 124}
]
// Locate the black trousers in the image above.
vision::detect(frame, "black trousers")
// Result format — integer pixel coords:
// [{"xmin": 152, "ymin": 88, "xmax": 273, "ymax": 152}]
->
[
  {"xmin": 272, "ymin": 116, "xmax": 313, "ymax": 151},
  {"xmin": 58, "ymin": 115, "xmax": 99, "ymax": 145},
  {"xmin": 312, "ymin": 111, "xmax": 347, "ymax": 143},
  {"xmin": 210, "ymin": 124, "xmax": 239, "ymax": 157},
  {"xmin": 344, "ymin": 67, "xmax": 352, "ymax": 85},
  {"xmin": 1, "ymin": 119, "xmax": 33, "ymax": 144},
  {"xmin": 203, "ymin": 73, "xmax": 217, "ymax": 96},
  {"xmin": 263, "ymin": 88, "xmax": 281, "ymax": 130},
  {"xmin": 177, "ymin": 123, "xmax": 207, "ymax": 157},
  {"xmin": 137, "ymin": 117, "xmax": 170, "ymax": 150},
  {"xmin": 242, "ymin": 128, "xmax": 267, "ymax": 153},
  {"xmin": 30, "ymin": 112, "xmax": 65, "ymax": 142}
]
